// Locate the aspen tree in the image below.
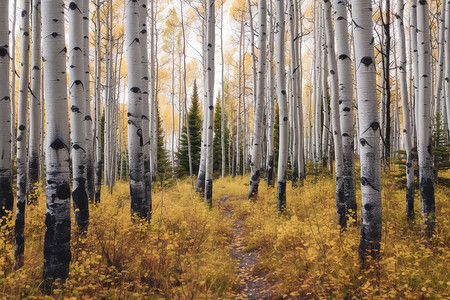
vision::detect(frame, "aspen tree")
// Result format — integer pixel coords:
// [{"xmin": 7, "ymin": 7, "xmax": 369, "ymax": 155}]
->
[
  {"xmin": 333, "ymin": 0, "xmax": 357, "ymax": 224},
  {"xmin": 69, "ymin": 0, "xmax": 89, "ymax": 232},
  {"xmin": 28, "ymin": 0, "xmax": 41, "ymax": 204},
  {"xmin": 323, "ymin": 0, "xmax": 345, "ymax": 228},
  {"xmin": 351, "ymin": 0, "xmax": 382, "ymax": 260},
  {"xmin": 446, "ymin": 1, "xmax": 450, "ymax": 139},
  {"xmin": 14, "ymin": 0, "xmax": 30, "ymax": 269},
  {"xmin": 275, "ymin": 0, "xmax": 288, "ymax": 211},
  {"xmin": 204, "ymin": 0, "xmax": 215, "ymax": 207},
  {"xmin": 417, "ymin": 0, "xmax": 435, "ymax": 238},
  {"xmin": 265, "ymin": 0, "xmax": 275, "ymax": 186},
  {"xmin": 94, "ymin": 0, "xmax": 102, "ymax": 203},
  {"xmin": 42, "ymin": 0, "xmax": 72, "ymax": 282},
  {"xmin": 83, "ymin": 0, "xmax": 94, "ymax": 202},
  {"xmin": 249, "ymin": 0, "xmax": 267, "ymax": 198},
  {"xmin": 126, "ymin": 0, "xmax": 150, "ymax": 219},
  {"xmin": 140, "ymin": 0, "xmax": 152, "ymax": 216},
  {"xmin": 10, "ymin": 0, "xmax": 17, "ymax": 165},
  {"xmin": 396, "ymin": 0, "xmax": 415, "ymax": 219},
  {"xmin": 0, "ymin": 0, "xmax": 13, "ymax": 219}
]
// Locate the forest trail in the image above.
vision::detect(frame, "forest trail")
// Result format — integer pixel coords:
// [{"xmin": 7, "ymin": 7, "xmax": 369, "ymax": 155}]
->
[{"xmin": 219, "ymin": 195, "xmax": 274, "ymax": 300}]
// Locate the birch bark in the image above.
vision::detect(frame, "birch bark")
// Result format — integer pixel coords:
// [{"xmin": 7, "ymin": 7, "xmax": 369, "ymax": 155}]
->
[
  {"xmin": 249, "ymin": 0, "xmax": 267, "ymax": 198},
  {"xmin": 417, "ymin": 0, "xmax": 435, "ymax": 238},
  {"xmin": 15, "ymin": 0, "xmax": 30, "ymax": 269},
  {"xmin": 42, "ymin": 0, "xmax": 72, "ymax": 282},
  {"xmin": 351, "ymin": 0, "xmax": 382, "ymax": 260}
]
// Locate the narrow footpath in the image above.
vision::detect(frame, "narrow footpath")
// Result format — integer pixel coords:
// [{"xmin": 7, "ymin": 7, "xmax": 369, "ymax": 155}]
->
[{"xmin": 219, "ymin": 195, "xmax": 274, "ymax": 300}]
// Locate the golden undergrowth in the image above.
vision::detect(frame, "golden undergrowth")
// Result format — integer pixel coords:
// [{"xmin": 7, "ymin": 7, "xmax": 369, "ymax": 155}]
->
[{"xmin": 0, "ymin": 167, "xmax": 448, "ymax": 299}]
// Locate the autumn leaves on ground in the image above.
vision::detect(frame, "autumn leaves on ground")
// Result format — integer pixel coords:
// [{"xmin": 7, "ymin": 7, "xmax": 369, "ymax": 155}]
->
[{"xmin": 0, "ymin": 167, "xmax": 448, "ymax": 299}]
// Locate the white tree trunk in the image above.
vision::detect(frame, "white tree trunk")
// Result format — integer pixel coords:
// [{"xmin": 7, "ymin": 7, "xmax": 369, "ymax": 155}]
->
[
  {"xmin": 0, "ymin": 0, "xmax": 13, "ymax": 218},
  {"xmin": 69, "ymin": 0, "xmax": 89, "ymax": 232},
  {"xmin": 42, "ymin": 0, "xmax": 72, "ymax": 283},
  {"xmin": 410, "ymin": 0, "xmax": 419, "ymax": 141},
  {"xmin": 204, "ymin": 0, "xmax": 215, "ymax": 207},
  {"xmin": 126, "ymin": 0, "xmax": 149, "ymax": 219},
  {"xmin": 248, "ymin": 0, "xmax": 267, "ymax": 198},
  {"xmin": 323, "ymin": 0, "xmax": 345, "ymax": 228},
  {"xmin": 446, "ymin": 1, "xmax": 450, "ymax": 138},
  {"xmin": 352, "ymin": 0, "xmax": 382, "ymax": 261},
  {"xmin": 94, "ymin": 0, "xmax": 102, "ymax": 203},
  {"xmin": 28, "ymin": 0, "xmax": 41, "ymax": 204},
  {"xmin": 10, "ymin": 0, "xmax": 17, "ymax": 166},
  {"xmin": 14, "ymin": 0, "xmax": 30, "ymax": 269},
  {"xmin": 139, "ymin": 0, "xmax": 152, "ymax": 217},
  {"xmin": 333, "ymin": 0, "xmax": 357, "ymax": 225},
  {"xmin": 220, "ymin": 1, "xmax": 226, "ymax": 178},
  {"xmin": 83, "ymin": 0, "xmax": 94, "ymax": 202},
  {"xmin": 396, "ymin": 0, "xmax": 415, "ymax": 219},
  {"xmin": 275, "ymin": 0, "xmax": 288, "ymax": 211},
  {"xmin": 265, "ymin": 1, "xmax": 275, "ymax": 186},
  {"xmin": 417, "ymin": 0, "xmax": 435, "ymax": 238}
]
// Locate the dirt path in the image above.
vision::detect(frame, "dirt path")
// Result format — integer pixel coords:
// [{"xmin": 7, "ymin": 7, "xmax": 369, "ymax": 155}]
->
[{"xmin": 219, "ymin": 195, "xmax": 274, "ymax": 300}]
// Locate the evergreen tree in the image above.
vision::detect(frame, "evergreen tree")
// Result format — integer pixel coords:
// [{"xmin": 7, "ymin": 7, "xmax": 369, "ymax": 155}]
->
[
  {"xmin": 157, "ymin": 103, "xmax": 171, "ymax": 184},
  {"xmin": 177, "ymin": 80, "xmax": 202, "ymax": 175},
  {"xmin": 213, "ymin": 96, "xmax": 229, "ymax": 174}
]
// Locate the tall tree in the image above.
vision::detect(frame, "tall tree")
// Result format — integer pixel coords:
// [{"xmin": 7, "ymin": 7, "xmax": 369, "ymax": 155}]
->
[
  {"xmin": 352, "ymin": 0, "xmax": 382, "ymax": 261},
  {"xmin": 275, "ymin": 0, "xmax": 288, "ymax": 211},
  {"xmin": 177, "ymin": 81, "xmax": 202, "ymax": 175},
  {"xmin": 0, "ymin": 0, "xmax": 13, "ymax": 219},
  {"xmin": 126, "ymin": 0, "xmax": 150, "ymax": 220},
  {"xmin": 265, "ymin": 0, "xmax": 275, "ymax": 187},
  {"xmin": 94, "ymin": 0, "xmax": 102, "ymax": 203},
  {"xmin": 334, "ymin": 0, "xmax": 357, "ymax": 225},
  {"xmin": 83, "ymin": 0, "xmax": 94, "ymax": 202},
  {"xmin": 395, "ymin": 0, "xmax": 415, "ymax": 219},
  {"xmin": 204, "ymin": 0, "xmax": 216, "ymax": 207},
  {"xmin": 323, "ymin": 0, "xmax": 345, "ymax": 228},
  {"xmin": 14, "ymin": 0, "xmax": 30, "ymax": 269},
  {"xmin": 140, "ymin": 0, "xmax": 152, "ymax": 218},
  {"xmin": 248, "ymin": 0, "xmax": 267, "ymax": 198},
  {"xmin": 42, "ymin": 0, "xmax": 72, "ymax": 283},
  {"xmin": 417, "ymin": 0, "xmax": 435, "ymax": 238},
  {"xmin": 69, "ymin": 0, "xmax": 89, "ymax": 233},
  {"xmin": 28, "ymin": 0, "xmax": 42, "ymax": 204}
]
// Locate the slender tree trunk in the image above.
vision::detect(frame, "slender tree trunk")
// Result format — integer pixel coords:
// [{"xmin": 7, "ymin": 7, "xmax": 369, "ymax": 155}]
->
[
  {"xmin": 28, "ymin": 0, "xmax": 41, "ymax": 204},
  {"xmin": 236, "ymin": 19, "xmax": 243, "ymax": 177},
  {"xmin": 410, "ymin": 0, "xmax": 419, "ymax": 141},
  {"xmin": 249, "ymin": 0, "xmax": 267, "ymax": 198},
  {"xmin": 221, "ymin": 1, "xmax": 226, "ymax": 178},
  {"xmin": 126, "ymin": 0, "xmax": 150, "ymax": 220},
  {"xmin": 323, "ymin": 0, "xmax": 345, "ymax": 228},
  {"xmin": 265, "ymin": 1, "xmax": 275, "ymax": 187},
  {"xmin": 334, "ymin": 0, "xmax": 357, "ymax": 225},
  {"xmin": 140, "ymin": 0, "xmax": 152, "ymax": 218},
  {"xmin": 150, "ymin": 0, "xmax": 157, "ymax": 181},
  {"xmin": 275, "ymin": 0, "xmax": 288, "ymax": 211},
  {"xmin": 396, "ymin": 0, "xmax": 415, "ymax": 219},
  {"xmin": 84, "ymin": 0, "xmax": 94, "ymax": 203},
  {"xmin": 383, "ymin": 0, "xmax": 391, "ymax": 165},
  {"xmin": 0, "ymin": 0, "xmax": 13, "ymax": 219},
  {"xmin": 69, "ymin": 0, "xmax": 89, "ymax": 233},
  {"xmin": 42, "ymin": 0, "xmax": 72, "ymax": 283},
  {"xmin": 352, "ymin": 0, "xmax": 382, "ymax": 261},
  {"xmin": 204, "ymin": 0, "xmax": 215, "ymax": 207},
  {"xmin": 94, "ymin": 0, "xmax": 102, "ymax": 203},
  {"xmin": 417, "ymin": 0, "xmax": 435, "ymax": 238},
  {"xmin": 14, "ymin": 0, "xmax": 30, "ymax": 270},
  {"xmin": 446, "ymin": 1, "xmax": 450, "ymax": 141}
]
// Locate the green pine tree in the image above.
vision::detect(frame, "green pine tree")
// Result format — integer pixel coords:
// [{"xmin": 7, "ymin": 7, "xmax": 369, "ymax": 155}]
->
[
  {"xmin": 176, "ymin": 80, "xmax": 202, "ymax": 176},
  {"xmin": 156, "ymin": 103, "xmax": 171, "ymax": 185},
  {"xmin": 213, "ymin": 96, "xmax": 230, "ymax": 174}
]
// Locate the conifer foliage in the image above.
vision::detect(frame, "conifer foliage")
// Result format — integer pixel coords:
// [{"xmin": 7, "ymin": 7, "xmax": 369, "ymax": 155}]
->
[{"xmin": 177, "ymin": 81, "xmax": 202, "ymax": 175}]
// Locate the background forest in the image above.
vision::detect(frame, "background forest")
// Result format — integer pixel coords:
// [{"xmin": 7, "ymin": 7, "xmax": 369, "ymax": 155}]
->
[{"xmin": 0, "ymin": 0, "xmax": 449, "ymax": 298}]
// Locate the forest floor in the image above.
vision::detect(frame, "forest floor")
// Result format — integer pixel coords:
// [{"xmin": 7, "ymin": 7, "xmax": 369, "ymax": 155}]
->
[{"xmin": 0, "ymin": 166, "xmax": 449, "ymax": 299}]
